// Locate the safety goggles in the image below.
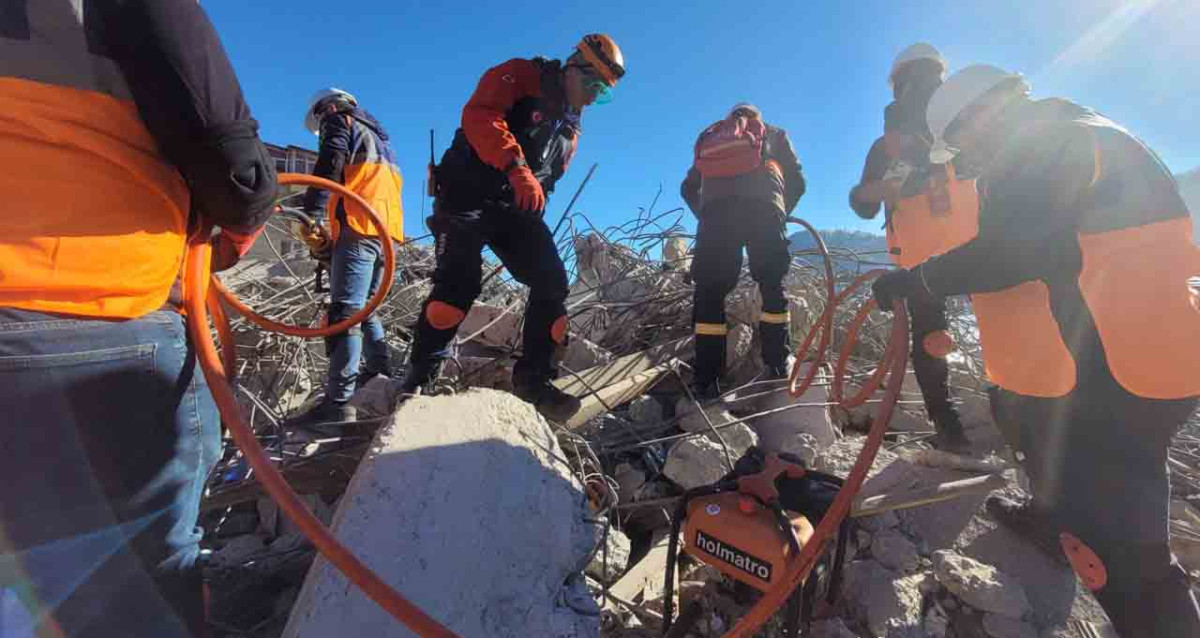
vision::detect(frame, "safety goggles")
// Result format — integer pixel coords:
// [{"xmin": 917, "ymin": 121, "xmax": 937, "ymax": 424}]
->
[
  {"xmin": 731, "ymin": 108, "xmax": 759, "ymax": 119},
  {"xmin": 571, "ymin": 64, "xmax": 615, "ymax": 105}
]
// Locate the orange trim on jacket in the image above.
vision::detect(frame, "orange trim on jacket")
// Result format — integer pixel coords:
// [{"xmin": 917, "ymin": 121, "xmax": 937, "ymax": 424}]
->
[{"xmin": 461, "ymin": 58, "xmax": 543, "ymax": 171}]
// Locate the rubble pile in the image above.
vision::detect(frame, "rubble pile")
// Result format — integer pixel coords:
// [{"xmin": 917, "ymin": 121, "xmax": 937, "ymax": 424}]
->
[{"xmin": 199, "ymin": 212, "xmax": 1200, "ymax": 638}]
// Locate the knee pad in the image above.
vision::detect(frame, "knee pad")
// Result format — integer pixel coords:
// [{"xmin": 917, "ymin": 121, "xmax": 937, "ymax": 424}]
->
[
  {"xmin": 922, "ymin": 330, "xmax": 955, "ymax": 358},
  {"xmin": 1061, "ymin": 532, "xmax": 1108, "ymax": 591},
  {"xmin": 424, "ymin": 300, "xmax": 466, "ymax": 330},
  {"xmin": 550, "ymin": 315, "xmax": 570, "ymax": 345}
]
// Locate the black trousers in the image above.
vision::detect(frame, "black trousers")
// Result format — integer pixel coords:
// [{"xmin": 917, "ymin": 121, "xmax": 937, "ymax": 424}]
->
[
  {"xmin": 407, "ymin": 204, "xmax": 569, "ymax": 384},
  {"xmin": 908, "ymin": 292, "xmax": 955, "ymax": 420},
  {"xmin": 990, "ymin": 382, "xmax": 1200, "ymax": 638},
  {"xmin": 690, "ymin": 197, "xmax": 791, "ymax": 384}
]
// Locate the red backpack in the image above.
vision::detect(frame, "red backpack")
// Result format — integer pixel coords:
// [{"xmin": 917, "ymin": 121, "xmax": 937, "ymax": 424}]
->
[{"xmin": 693, "ymin": 115, "xmax": 768, "ymax": 178}]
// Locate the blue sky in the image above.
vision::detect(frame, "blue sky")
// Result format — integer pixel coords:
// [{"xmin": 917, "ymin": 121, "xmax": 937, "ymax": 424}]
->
[{"xmin": 205, "ymin": 0, "xmax": 1199, "ymax": 240}]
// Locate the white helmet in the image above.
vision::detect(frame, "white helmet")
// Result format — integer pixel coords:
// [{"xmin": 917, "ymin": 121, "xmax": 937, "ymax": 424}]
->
[
  {"xmin": 925, "ymin": 64, "xmax": 1021, "ymax": 162},
  {"xmin": 729, "ymin": 102, "xmax": 762, "ymax": 119},
  {"xmin": 889, "ymin": 43, "xmax": 947, "ymax": 88},
  {"xmin": 304, "ymin": 88, "xmax": 357, "ymax": 135}
]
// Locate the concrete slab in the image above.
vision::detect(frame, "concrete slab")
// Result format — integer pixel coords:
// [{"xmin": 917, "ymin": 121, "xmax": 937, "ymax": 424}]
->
[{"xmin": 283, "ymin": 389, "xmax": 603, "ymax": 638}]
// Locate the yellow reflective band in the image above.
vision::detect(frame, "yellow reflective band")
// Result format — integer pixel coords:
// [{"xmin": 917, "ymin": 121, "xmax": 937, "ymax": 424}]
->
[
  {"xmin": 694, "ymin": 322, "xmax": 728, "ymax": 336},
  {"xmin": 759, "ymin": 311, "xmax": 790, "ymax": 324}
]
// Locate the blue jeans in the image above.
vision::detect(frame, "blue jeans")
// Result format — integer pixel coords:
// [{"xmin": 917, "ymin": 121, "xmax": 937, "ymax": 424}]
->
[
  {"xmin": 327, "ymin": 226, "xmax": 389, "ymax": 404},
  {"xmin": 0, "ymin": 308, "xmax": 220, "ymax": 637}
]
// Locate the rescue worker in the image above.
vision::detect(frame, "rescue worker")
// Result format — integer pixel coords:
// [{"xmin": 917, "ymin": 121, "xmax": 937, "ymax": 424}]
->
[
  {"xmin": 872, "ymin": 64, "xmax": 1200, "ymax": 637},
  {"xmin": 850, "ymin": 43, "xmax": 973, "ymax": 452},
  {"xmin": 0, "ymin": 2, "xmax": 277, "ymax": 635},
  {"xmin": 682, "ymin": 103, "xmax": 806, "ymax": 397},
  {"xmin": 289, "ymin": 89, "xmax": 404, "ymax": 428},
  {"xmin": 402, "ymin": 34, "xmax": 626, "ymax": 422}
]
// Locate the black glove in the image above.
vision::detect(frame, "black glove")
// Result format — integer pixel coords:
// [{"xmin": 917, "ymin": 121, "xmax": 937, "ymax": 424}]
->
[{"xmin": 871, "ymin": 268, "xmax": 924, "ymax": 312}]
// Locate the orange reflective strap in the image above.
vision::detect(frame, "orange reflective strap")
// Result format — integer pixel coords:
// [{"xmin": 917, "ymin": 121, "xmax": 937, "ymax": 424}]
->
[
  {"xmin": 425, "ymin": 301, "xmax": 466, "ymax": 330},
  {"xmin": 1060, "ymin": 532, "xmax": 1107, "ymax": 591},
  {"xmin": 695, "ymin": 322, "xmax": 728, "ymax": 336},
  {"xmin": 551, "ymin": 315, "xmax": 569, "ymax": 345}
]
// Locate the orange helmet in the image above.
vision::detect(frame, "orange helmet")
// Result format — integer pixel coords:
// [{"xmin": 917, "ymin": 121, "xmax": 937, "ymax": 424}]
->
[{"xmin": 575, "ymin": 34, "xmax": 626, "ymax": 87}]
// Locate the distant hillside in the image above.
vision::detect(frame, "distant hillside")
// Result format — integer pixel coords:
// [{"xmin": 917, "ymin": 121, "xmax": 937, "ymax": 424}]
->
[
  {"xmin": 1178, "ymin": 169, "xmax": 1200, "ymax": 243},
  {"xmin": 789, "ymin": 228, "xmax": 888, "ymax": 267}
]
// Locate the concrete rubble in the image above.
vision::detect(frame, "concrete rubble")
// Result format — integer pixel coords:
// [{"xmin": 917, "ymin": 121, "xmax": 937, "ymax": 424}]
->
[
  {"xmin": 198, "ymin": 221, "xmax": 1188, "ymax": 638},
  {"xmin": 284, "ymin": 389, "xmax": 604, "ymax": 638}
]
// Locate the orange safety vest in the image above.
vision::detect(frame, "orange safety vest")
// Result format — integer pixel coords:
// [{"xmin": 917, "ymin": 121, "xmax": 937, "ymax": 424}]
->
[
  {"xmin": 1073, "ymin": 130, "xmax": 1200, "ymax": 399},
  {"xmin": 327, "ymin": 117, "xmax": 404, "ymax": 242},
  {"xmin": 963, "ymin": 123, "xmax": 1200, "ymax": 399},
  {"xmin": 0, "ymin": 4, "xmax": 189, "ymax": 320},
  {"xmin": 885, "ymin": 163, "xmax": 980, "ymax": 269}
]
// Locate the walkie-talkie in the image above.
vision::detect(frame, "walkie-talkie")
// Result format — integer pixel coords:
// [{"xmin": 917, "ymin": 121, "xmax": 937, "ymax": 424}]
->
[{"xmin": 426, "ymin": 129, "xmax": 437, "ymax": 197}]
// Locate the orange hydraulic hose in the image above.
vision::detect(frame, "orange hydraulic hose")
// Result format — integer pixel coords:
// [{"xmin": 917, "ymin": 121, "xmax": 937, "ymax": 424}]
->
[
  {"xmin": 214, "ymin": 174, "xmax": 396, "ymax": 339},
  {"xmin": 726, "ymin": 218, "xmax": 911, "ymax": 637},
  {"xmin": 786, "ymin": 217, "xmax": 835, "ymax": 399},
  {"xmin": 726, "ymin": 296, "xmax": 910, "ymax": 638},
  {"xmin": 188, "ymin": 176, "xmax": 458, "ymax": 637}
]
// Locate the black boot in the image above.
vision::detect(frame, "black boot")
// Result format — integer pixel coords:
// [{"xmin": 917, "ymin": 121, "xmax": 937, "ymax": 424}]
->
[
  {"xmin": 930, "ymin": 408, "xmax": 972, "ymax": 454},
  {"xmin": 399, "ymin": 360, "xmax": 444, "ymax": 397},
  {"xmin": 286, "ymin": 400, "xmax": 358, "ymax": 438},
  {"xmin": 512, "ymin": 371, "xmax": 582, "ymax": 423},
  {"xmin": 985, "ymin": 495, "xmax": 1068, "ymax": 565}
]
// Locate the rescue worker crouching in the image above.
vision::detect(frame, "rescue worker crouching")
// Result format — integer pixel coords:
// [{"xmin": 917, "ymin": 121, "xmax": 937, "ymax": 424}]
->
[
  {"xmin": 849, "ymin": 43, "xmax": 974, "ymax": 453},
  {"xmin": 401, "ymin": 34, "xmax": 626, "ymax": 423},
  {"xmin": 682, "ymin": 103, "xmax": 806, "ymax": 399},
  {"xmin": 0, "ymin": 1, "xmax": 277, "ymax": 634},
  {"xmin": 873, "ymin": 64, "xmax": 1200, "ymax": 638},
  {"xmin": 288, "ymin": 88, "xmax": 404, "ymax": 430}
]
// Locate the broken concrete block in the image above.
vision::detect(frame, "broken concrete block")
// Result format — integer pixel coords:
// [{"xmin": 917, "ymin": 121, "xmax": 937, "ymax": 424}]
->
[
  {"xmin": 724, "ymin": 323, "xmax": 754, "ymax": 366},
  {"xmin": 747, "ymin": 364, "xmax": 837, "ymax": 452},
  {"xmin": 611, "ymin": 532, "xmax": 674, "ymax": 603},
  {"xmin": 211, "ymin": 535, "xmax": 266, "ymax": 569},
  {"xmin": 661, "ymin": 424, "xmax": 757, "ymax": 491},
  {"xmin": 612, "ymin": 463, "xmax": 647, "ymax": 505},
  {"xmin": 981, "ymin": 613, "xmax": 1037, "ymax": 638},
  {"xmin": 809, "ymin": 617, "xmax": 861, "ymax": 638},
  {"xmin": 560, "ymin": 337, "xmax": 613, "ymax": 375},
  {"xmin": 778, "ymin": 432, "xmax": 819, "ymax": 467},
  {"xmin": 841, "ymin": 560, "xmax": 925, "ymax": 638},
  {"xmin": 871, "ymin": 529, "xmax": 921, "ymax": 573},
  {"xmin": 586, "ymin": 528, "xmax": 631, "ymax": 586},
  {"xmin": 628, "ymin": 395, "xmax": 664, "ymax": 425},
  {"xmin": 932, "ymin": 550, "xmax": 1031, "ymax": 620},
  {"xmin": 663, "ymin": 236, "xmax": 691, "ymax": 272},
  {"xmin": 814, "ymin": 435, "xmax": 899, "ymax": 479},
  {"xmin": 924, "ymin": 605, "xmax": 949, "ymax": 638},
  {"xmin": 857, "ymin": 510, "xmax": 900, "ymax": 532},
  {"xmin": 674, "ymin": 397, "xmax": 737, "ymax": 434},
  {"xmin": 663, "ymin": 436, "xmax": 731, "ymax": 490},
  {"xmin": 348, "ymin": 375, "xmax": 405, "ymax": 418},
  {"xmin": 284, "ymin": 389, "xmax": 602, "ymax": 638},
  {"xmin": 457, "ymin": 302, "xmax": 522, "ymax": 349}
]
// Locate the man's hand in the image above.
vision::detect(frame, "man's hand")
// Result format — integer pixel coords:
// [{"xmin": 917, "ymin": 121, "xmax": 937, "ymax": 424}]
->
[
  {"xmin": 508, "ymin": 164, "xmax": 546, "ymax": 213},
  {"xmin": 872, "ymin": 268, "xmax": 924, "ymax": 312},
  {"xmin": 290, "ymin": 218, "xmax": 332, "ymax": 263}
]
